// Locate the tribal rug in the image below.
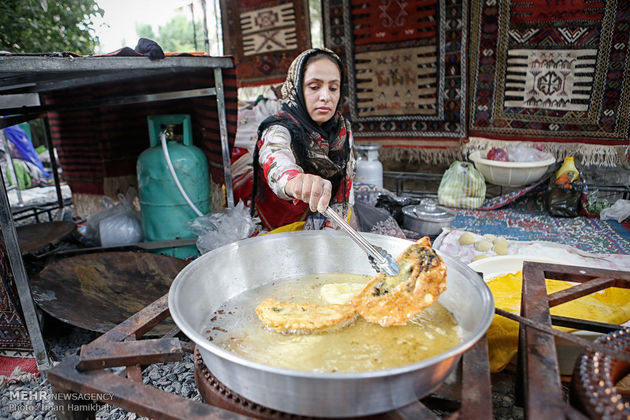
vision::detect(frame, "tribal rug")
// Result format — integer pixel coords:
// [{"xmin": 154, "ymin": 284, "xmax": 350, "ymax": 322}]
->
[
  {"xmin": 451, "ymin": 208, "xmax": 630, "ymax": 255},
  {"xmin": 0, "ymin": 240, "xmax": 39, "ymax": 383},
  {"xmin": 323, "ymin": 0, "xmax": 467, "ymax": 164},
  {"xmin": 468, "ymin": 0, "xmax": 630, "ymax": 166},
  {"xmin": 221, "ymin": 0, "xmax": 312, "ymax": 87}
]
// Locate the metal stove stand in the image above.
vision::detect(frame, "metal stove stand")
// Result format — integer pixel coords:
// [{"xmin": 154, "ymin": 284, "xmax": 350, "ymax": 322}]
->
[
  {"xmin": 46, "ymin": 262, "xmax": 630, "ymax": 419},
  {"xmin": 47, "ymin": 293, "xmax": 493, "ymax": 419},
  {"xmin": 511, "ymin": 262, "xmax": 630, "ymax": 419}
]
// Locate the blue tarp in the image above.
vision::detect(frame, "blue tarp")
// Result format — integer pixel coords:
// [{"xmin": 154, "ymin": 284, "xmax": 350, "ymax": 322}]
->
[{"xmin": 4, "ymin": 124, "xmax": 51, "ymax": 178}]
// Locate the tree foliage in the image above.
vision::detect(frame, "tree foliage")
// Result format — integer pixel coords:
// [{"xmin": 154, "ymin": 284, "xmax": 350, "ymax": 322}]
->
[
  {"xmin": 0, "ymin": 0, "xmax": 103, "ymax": 54},
  {"xmin": 136, "ymin": 15, "xmax": 205, "ymax": 53}
]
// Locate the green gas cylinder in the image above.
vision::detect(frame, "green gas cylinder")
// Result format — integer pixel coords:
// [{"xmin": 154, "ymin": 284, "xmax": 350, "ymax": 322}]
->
[{"xmin": 137, "ymin": 115, "xmax": 210, "ymax": 258}]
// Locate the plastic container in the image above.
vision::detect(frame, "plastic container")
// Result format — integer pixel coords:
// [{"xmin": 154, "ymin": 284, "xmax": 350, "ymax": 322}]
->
[
  {"xmin": 137, "ymin": 115, "xmax": 210, "ymax": 259},
  {"xmin": 555, "ymin": 156, "xmax": 580, "ymax": 184},
  {"xmin": 469, "ymin": 151, "xmax": 556, "ymax": 187},
  {"xmin": 355, "ymin": 143, "xmax": 383, "ymax": 188}
]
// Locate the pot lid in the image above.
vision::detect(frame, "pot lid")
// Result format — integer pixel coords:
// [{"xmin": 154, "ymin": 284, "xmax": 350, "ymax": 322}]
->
[
  {"xmin": 355, "ymin": 143, "xmax": 382, "ymax": 151},
  {"xmin": 402, "ymin": 199, "xmax": 456, "ymax": 222}
]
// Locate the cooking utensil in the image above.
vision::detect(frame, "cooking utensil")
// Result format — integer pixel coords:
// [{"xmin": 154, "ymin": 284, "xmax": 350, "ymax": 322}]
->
[
  {"xmin": 169, "ymin": 230, "xmax": 494, "ymax": 417},
  {"xmin": 322, "ymin": 206, "xmax": 399, "ymax": 276},
  {"xmin": 402, "ymin": 199, "xmax": 456, "ymax": 236},
  {"xmin": 32, "ymin": 252, "xmax": 187, "ymax": 334}
]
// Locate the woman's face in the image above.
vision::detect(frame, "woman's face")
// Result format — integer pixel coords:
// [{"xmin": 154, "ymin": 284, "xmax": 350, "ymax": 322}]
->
[{"xmin": 302, "ymin": 57, "xmax": 341, "ymax": 125}]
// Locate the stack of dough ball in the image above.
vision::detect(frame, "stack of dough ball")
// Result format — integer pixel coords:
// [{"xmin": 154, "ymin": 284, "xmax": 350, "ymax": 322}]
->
[
  {"xmin": 493, "ymin": 236, "xmax": 509, "ymax": 255},
  {"xmin": 458, "ymin": 232, "xmax": 476, "ymax": 245},
  {"xmin": 458, "ymin": 231, "xmax": 509, "ymax": 261}
]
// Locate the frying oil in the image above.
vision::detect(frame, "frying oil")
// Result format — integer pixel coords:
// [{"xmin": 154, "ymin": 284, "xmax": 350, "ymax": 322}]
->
[{"xmin": 205, "ymin": 273, "xmax": 462, "ymax": 373}]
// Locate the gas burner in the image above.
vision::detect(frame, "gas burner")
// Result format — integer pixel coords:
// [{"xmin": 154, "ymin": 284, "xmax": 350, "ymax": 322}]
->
[{"xmin": 193, "ymin": 347, "xmax": 307, "ymax": 419}]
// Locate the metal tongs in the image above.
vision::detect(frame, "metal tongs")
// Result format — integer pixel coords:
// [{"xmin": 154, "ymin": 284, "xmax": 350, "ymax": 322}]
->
[{"xmin": 322, "ymin": 207, "xmax": 399, "ymax": 276}]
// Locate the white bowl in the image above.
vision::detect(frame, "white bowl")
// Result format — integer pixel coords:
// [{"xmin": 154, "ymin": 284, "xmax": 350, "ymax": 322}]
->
[
  {"xmin": 469, "ymin": 255, "xmax": 629, "ymax": 375},
  {"xmin": 469, "ymin": 255, "xmax": 555, "ymax": 280},
  {"xmin": 469, "ymin": 150, "xmax": 555, "ymax": 187}
]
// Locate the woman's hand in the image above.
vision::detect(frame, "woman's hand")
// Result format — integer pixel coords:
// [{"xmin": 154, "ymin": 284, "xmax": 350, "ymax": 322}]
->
[{"xmin": 284, "ymin": 174, "xmax": 332, "ymax": 213}]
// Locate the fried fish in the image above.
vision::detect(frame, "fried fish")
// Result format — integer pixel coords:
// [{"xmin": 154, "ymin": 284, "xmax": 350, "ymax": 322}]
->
[
  {"xmin": 352, "ymin": 237, "xmax": 447, "ymax": 327},
  {"xmin": 255, "ymin": 237, "xmax": 447, "ymax": 332},
  {"xmin": 255, "ymin": 298, "xmax": 358, "ymax": 334}
]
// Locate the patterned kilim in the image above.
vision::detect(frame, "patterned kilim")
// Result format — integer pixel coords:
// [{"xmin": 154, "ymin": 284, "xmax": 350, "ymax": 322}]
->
[
  {"xmin": 0, "ymin": 241, "xmax": 33, "ymax": 358},
  {"xmin": 451, "ymin": 208, "xmax": 630, "ymax": 255},
  {"xmin": 468, "ymin": 0, "xmax": 630, "ymax": 165},
  {"xmin": 221, "ymin": 0, "xmax": 311, "ymax": 87},
  {"xmin": 323, "ymin": 0, "xmax": 467, "ymax": 163},
  {"xmin": 43, "ymin": 56, "xmax": 238, "ymax": 196}
]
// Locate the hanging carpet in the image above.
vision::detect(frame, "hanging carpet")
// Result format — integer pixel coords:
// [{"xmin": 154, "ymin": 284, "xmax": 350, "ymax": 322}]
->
[
  {"xmin": 468, "ymin": 0, "xmax": 630, "ymax": 165},
  {"xmin": 221, "ymin": 0, "xmax": 312, "ymax": 87},
  {"xmin": 323, "ymin": 0, "xmax": 467, "ymax": 164}
]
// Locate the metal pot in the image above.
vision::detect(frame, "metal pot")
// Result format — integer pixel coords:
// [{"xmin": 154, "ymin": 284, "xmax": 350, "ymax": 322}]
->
[
  {"xmin": 169, "ymin": 231, "xmax": 493, "ymax": 417},
  {"xmin": 402, "ymin": 199, "xmax": 456, "ymax": 236}
]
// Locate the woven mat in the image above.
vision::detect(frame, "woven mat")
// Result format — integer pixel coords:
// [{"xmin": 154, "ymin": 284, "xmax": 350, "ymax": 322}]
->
[
  {"xmin": 0, "ymin": 241, "xmax": 38, "ymax": 384},
  {"xmin": 323, "ymin": 0, "xmax": 467, "ymax": 164},
  {"xmin": 221, "ymin": 0, "xmax": 311, "ymax": 87},
  {"xmin": 451, "ymin": 208, "xmax": 630, "ymax": 255},
  {"xmin": 468, "ymin": 0, "xmax": 630, "ymax": 165}
]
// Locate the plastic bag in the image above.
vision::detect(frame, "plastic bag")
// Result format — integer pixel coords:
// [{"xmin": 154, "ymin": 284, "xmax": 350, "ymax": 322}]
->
[
  {"xmin": 507, "ymin": 143, "xmax": 554, "ymax": 162},
  {"xmin": 437, "ymin": 161, "xmax": 486, "ymax": 209},
  {"xmin": 375, "ymin": 194, "xmax": 420, "ymax": 225},
  {"xmin": 585, "ymin": 190, "xmax": 610, "ymax": 216},
  {"xmin": 354, "ymin": 200, "xmax": 406, "ymax": 238},
  {"xmin": 187, "ymin": 201, "xmax": 256, "ymax": 254},
  {"xmin": 545, "ymin": 171, "xmax": 586, "ymax": 218},
  {"xmin": 85, "ymin": 188, "xmax": 144, "ymax": 246},
  {"xmin": 600, "ymin": 199, "xmax": 630, "ymax": 223}
]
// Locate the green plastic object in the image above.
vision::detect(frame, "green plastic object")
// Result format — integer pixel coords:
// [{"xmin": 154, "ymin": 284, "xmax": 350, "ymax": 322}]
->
[{"xmin": 137, "ymin": 115, "xmax": 210, "ymax": 259}]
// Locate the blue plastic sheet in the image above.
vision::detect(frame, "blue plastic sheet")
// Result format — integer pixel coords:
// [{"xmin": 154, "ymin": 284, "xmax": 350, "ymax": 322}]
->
[{"xmin": 4, "ymin": 125, "xmax": 51, "ymax": 178}]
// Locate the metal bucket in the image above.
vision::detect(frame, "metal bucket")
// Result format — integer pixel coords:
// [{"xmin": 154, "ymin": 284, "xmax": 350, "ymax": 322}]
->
[{"xmin": 169, "ymin": 231, "xmax": 494, "ymax": 417}]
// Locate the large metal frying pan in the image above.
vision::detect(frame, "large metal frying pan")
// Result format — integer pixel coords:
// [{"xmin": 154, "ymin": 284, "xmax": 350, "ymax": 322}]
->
[{"xmin": 169, "ymin": 231, "xmax": 494, "ymax": 417}]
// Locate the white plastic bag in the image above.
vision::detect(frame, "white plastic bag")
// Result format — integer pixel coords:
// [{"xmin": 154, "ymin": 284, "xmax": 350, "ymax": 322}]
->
[
  {"xmin": 186, "ymin": 201, "xmax": 256, "ymax": 254},
  {"xmin": 437, "ymin": 161, "xmax": 486, "ymax": 209},
  {"xmin": 85, "ymin": 188, "xmax": 143, "ymax": 246},
  {"xmin": 507, "ymin": 143, "xmax": 554, "ymax": 162},
  {"xmin": 600, "ymin": 199, "xmax": 630, "ymax": 223}
]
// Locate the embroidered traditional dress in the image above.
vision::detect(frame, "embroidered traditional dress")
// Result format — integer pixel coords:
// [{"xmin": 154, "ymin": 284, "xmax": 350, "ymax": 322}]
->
[{"xmin": 251, "ymin": 49, "xmax": 355, "ymax": 231}]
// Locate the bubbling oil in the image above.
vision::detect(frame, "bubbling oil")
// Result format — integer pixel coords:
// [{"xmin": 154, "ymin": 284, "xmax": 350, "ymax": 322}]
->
[{"xmin": 205, "ymin": 273, "xmax": 461, "ymax": 373}]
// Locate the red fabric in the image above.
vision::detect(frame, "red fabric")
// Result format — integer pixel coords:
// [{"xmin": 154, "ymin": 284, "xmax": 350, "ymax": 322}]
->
[
  {"xmin": 0, "ymin": 356, "xmax": 39, "ymax": 383},
  {"xmin": 231, "ymin": 147, "xmax": 249, "ymax": 162},
  {"xmin": 254, "ymin": 170, "xmax": 309, "ymax": 230},
  {"xmin": 233, "ymin": 172, "xmax": 254, "ymax": 206}
]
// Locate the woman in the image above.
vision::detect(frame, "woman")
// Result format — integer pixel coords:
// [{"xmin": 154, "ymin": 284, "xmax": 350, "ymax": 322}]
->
[{"xmin": 250, "ymin": 48, "xmax": 355, "ymax": 231}]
